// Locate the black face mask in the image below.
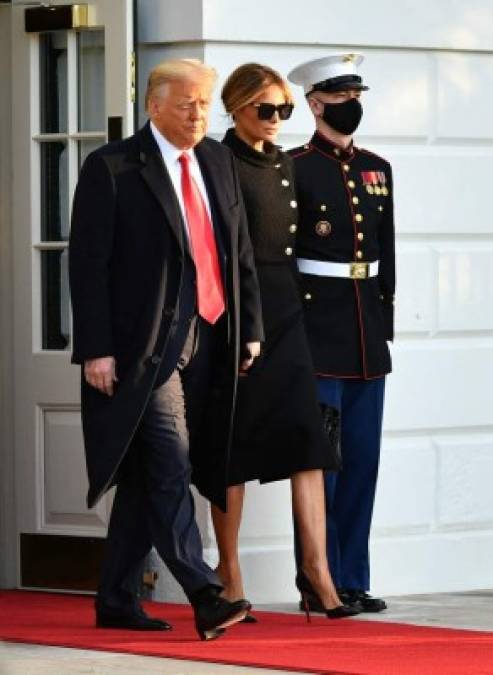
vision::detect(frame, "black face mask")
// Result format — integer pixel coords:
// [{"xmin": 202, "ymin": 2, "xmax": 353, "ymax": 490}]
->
[{"xmin": 320, "ymin": 97, "xmax": 363, "ymax": 135}]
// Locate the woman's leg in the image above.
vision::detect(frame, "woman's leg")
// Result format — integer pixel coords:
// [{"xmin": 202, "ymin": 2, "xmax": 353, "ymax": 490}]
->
[
  {"xmin": 211, "ymin": 483, "xmax": 246, "ymax": 601},
  {"xmin": 291, "ymin": 469, "xmax": 342, "ymax": 609}
]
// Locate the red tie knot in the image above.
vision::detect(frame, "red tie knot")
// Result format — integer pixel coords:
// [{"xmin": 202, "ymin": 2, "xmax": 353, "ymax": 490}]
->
[{"xmin": 179, "ymin": 152, "xmax": 191, "ymax": 167}]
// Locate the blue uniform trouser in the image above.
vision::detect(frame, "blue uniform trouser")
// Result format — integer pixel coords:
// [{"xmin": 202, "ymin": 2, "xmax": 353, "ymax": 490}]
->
[{"xmin": 295, "ymin": 376, "xmax": 385, "ymax": 592}]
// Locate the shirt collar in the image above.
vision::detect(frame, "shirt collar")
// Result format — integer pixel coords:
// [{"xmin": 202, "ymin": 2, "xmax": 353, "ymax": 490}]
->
[{"xmin": 150, "ymin": 121, "xmax": 196, "ymax": 166}]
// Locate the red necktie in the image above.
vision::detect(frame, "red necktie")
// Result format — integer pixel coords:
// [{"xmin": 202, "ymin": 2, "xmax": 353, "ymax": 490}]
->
[{"xmin": 179, "ymin": 153, "xmax": 225, "ymax": 324}]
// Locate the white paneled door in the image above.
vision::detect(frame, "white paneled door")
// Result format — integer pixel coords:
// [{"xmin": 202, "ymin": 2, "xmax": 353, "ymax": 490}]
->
[{"xmin": 11, "ymin": 0, "xmax": 134, "ymax": 590}]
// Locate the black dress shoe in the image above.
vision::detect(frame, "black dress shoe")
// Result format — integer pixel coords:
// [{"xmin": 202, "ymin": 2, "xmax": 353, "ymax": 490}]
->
[
  {"xmin": 96, "ymin": 606, "xmax": 172, "ymax": 631},
  {"xmin": 339, "ymin": 590, "xmax": 387, "ymax": 613},
  {"xmin": 191, "ymin": 586, "xmax": 250, "ymax": 640}
]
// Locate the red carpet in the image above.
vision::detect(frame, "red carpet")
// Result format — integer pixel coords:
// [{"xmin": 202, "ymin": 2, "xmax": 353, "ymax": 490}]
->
[{"xmin": 1, "ymin": 591, "xmax": 492, "ymax": 674}]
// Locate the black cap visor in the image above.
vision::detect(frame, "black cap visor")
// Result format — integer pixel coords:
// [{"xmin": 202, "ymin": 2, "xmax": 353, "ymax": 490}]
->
[{"xmin": 308, "ymin": 74, "xmax": 369, "ymax": 95}]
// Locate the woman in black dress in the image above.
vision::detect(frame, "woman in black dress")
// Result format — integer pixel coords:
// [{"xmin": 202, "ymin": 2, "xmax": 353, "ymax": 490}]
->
[{"xmin": 212, "ymin": 64, "xmax": 357, "ymax": 620}]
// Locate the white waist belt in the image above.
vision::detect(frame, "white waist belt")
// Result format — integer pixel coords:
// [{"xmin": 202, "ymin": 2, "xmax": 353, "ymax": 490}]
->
[{"xmin": 297, "ymin": 258, "xmax": 379, "ymax": 279}]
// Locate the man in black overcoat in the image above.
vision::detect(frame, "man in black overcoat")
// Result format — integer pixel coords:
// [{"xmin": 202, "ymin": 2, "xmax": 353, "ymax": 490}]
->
[
  {"xmin": 69, "ymin": 59, "xmax": 263, "ymax": 640},
  {"xmin": 288, "ymin": 53, "xmax": 395, "ymax": 613}
]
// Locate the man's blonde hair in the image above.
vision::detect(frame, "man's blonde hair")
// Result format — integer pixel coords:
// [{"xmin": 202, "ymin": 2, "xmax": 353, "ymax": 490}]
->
[{"xmin": 145, "ymin": 59, "xmax": 217, "ymax": 110}]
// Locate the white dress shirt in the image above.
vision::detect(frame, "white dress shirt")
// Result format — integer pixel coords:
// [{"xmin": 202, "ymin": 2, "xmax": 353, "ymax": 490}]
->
[{"xmin": 150, "ymin": 122, "xmax": 213, "ymax": 239}]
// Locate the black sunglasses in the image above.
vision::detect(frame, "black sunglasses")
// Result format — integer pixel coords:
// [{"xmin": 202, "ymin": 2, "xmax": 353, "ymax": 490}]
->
[{"xmin": 251, "ymin": 103, "xmax": 294, "ymax": 120}]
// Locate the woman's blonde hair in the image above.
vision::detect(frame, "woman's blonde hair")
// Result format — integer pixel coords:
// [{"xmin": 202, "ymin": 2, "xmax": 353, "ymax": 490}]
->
[
  {"xmin": 222, "ymin": 63, "xmax": 293, "ymax": 116},
  {"xmin": 145, "ymin": 59, "xmax": 217, "ymax": 110}
]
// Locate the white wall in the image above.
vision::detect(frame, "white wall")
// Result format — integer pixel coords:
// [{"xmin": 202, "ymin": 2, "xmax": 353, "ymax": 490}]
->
[
  {"xmin": 139, "ymin": 0, "xmax": 493, "ymax": 51},
  {"xmin": 143, "ymin": 0, "xmax": 493, "ymax": 601}
]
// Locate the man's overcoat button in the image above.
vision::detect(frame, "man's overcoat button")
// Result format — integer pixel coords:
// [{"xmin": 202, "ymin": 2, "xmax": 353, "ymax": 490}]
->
[{"xmin": 151, "ymin": 355, "xmax": 161, "ymax": 365}]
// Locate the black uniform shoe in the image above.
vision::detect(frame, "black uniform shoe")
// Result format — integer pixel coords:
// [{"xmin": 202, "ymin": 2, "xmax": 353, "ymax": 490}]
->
[
  {"xmin": 96, "ymin": 606, "xmax": 172, "ymax": 630},
  {"xmin": 191, "ymin": 586, "xmax": 250, "ymax": 640},
  {"xmin": 338, "ymin": 590, "xmax": 387, "ymax": 613}
]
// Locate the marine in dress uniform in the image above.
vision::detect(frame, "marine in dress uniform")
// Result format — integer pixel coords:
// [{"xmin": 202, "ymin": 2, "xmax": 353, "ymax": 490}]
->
[{"xmin": 287, "ymin": 53, "xmax": 395, "ymax": 612}]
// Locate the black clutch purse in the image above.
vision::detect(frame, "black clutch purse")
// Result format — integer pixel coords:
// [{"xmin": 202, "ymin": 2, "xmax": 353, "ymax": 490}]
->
[{"xmin": 320, "ymin": 404, "xmax": 342, "ymax": 471}]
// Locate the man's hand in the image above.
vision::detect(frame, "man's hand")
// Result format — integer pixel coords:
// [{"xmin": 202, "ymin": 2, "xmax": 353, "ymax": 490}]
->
[
  {"xmin": 239, "ymin": 341, "xmax": 261, "ymax": 375},
  {"xmin": 84, "ymin": 356, "xmax": 118, "ymax": 396}
]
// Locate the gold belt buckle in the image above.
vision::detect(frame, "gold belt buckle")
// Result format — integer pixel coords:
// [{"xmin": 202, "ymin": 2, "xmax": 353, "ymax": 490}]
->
[{"xmin": 350, "ymin": 262, "xmax": 369, "ymax": 279}]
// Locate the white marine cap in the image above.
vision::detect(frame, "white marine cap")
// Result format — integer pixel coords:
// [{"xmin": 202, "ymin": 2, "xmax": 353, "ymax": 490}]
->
[{"xmin": 288, "ymin": 53, "xmax": 368, "ymax": 95}]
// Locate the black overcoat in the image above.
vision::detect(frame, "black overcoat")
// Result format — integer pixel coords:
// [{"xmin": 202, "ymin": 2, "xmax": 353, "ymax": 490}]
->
[
  {"xmin": 289, "ymin": 132, "xmax": 395, "ymax": 379},
  {"xmin": 69, "ymin": 122, "xmax": 263, "ymax": 510}
]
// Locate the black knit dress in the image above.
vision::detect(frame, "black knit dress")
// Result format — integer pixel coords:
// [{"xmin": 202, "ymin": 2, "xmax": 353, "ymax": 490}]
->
[{"xmin": 223, "ymin": 129, "xmax": 338, "ymax": 485}]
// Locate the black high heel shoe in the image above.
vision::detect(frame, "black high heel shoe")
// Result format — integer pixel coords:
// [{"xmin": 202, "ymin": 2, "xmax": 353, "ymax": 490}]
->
[
  {"xmin": 295, "ymin": 571, "xmax": 360, "ymax": 621},
  {"xmin": 213, "ymin": 569, "xmax": 257, "ymax": 624},
  {"xmin": 241, "ymin": 612, "xmax": 258, "ymax": 623}
]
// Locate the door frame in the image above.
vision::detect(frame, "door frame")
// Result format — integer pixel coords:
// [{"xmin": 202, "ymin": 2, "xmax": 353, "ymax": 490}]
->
[
  {"xmin": 0, "ymin": 4, "xmax": 16, "ymax": 589},
  {"xmin": 8, "ymin": 0, "xmax": 134, "ymax": 590}
]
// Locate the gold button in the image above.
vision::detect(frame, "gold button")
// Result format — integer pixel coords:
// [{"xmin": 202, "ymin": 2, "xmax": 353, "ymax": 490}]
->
[
  {"xmin": 352, "ymin": 196, "xmax": 359, "ymax": 205},
  {"xmin": 289, "ymin": 224, "xmax": 297, "ymax": 233},
  {"xmin": 304, "ymin": 293, "xmax": 312, "ymax": 300},
  {"xmin": 348, "ymin": 180, "xmax": 355, "ymax": 189},
  {"xmin": 290, "ymin": 200, "xmax": 297, "ymax": 208},
  {"xmin": 357, "ymin": 232, "xmax": 364, "ymax": 241},
  {"xmin": 274, "ymin": 163, "xmax": 281, "ymax": 169},
  {"xmin": 320, "ymin": 204, "xmax": 327, "ymax": 212},
  {"xmin": 285, "ymin": 247, "xmax": 293, "ymax": 255},
  {"xmin": 343, "ymin": 164, "xmax": 350, "ymax": 172},
  {"xmin": 378, "ymin": 205, "xmax": 384, "ymax": 212},
  {"xmin": 334, "ymin": 148, "xmax": 341, "ymax": 156},
  {"xmin": 282, "ymin": 179, "xmax": 289, "ymax": 187},
  {"xmin": 356, "ymin": 250, "xmax": 363, "ymax": 259},
  {"xmin": 355, "ymin": 214, "xmax": 363, "ymax": 222}
]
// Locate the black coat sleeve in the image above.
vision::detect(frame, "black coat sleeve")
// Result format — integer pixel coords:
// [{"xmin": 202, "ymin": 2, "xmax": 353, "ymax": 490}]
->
[
  {"xmin": 378, "ymin": 164, "xmax": 396, "ymax": 341},
  {"xmin": 231, "ymin": 153, "xmax": 264, "ymax": 344},
  {"xmin": 69, "ymin": 151, "xmax": 116, "ymax": 363}
]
